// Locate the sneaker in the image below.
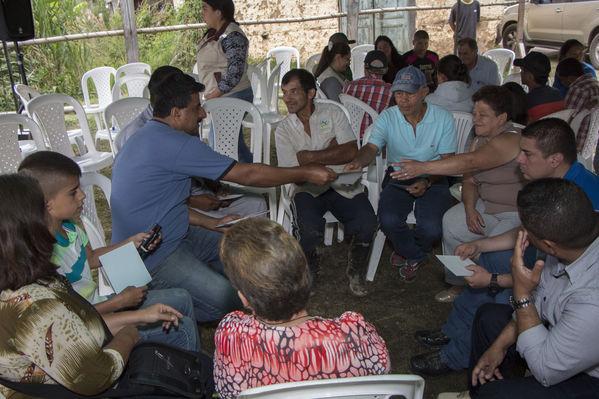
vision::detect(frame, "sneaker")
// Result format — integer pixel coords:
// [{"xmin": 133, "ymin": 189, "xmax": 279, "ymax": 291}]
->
[
  {"xmin": 399, "ymin": 259, "xmax": 426, "ymax": 282},
  {"xmin": 389, "ymin": 251, "xmax": 407, "ymax": 267}
]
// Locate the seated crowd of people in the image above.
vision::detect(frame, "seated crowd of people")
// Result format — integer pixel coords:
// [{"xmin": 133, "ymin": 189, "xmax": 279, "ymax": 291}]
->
[{"xmin": 2, "ymin": 24, "xmax": 599, "ymax": 399}]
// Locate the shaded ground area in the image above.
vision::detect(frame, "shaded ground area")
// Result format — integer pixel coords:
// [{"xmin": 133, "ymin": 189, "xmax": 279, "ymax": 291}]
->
[{"xmin": 199, "ymin": 234, "xmax": 469, "ymax": 399}]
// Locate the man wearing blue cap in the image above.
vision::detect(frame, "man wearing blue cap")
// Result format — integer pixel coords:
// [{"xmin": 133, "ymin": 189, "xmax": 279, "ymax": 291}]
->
[{"xmin": 345, "ymin": 66, "xmax": 457, "ymax": 282}]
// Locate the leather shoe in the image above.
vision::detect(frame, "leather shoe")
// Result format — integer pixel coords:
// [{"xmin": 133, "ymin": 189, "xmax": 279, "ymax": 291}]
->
[
  {"xmin": 410, "ymin": 349, "xmax": 452, "ymax": 376},
  {"xmin": 415, "ymin": 329, "xmax": 451, "ymax": 348}
]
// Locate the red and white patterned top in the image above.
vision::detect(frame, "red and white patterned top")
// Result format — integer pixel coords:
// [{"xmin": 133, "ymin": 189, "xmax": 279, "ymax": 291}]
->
[{"xmin": 213, "ymin": 311, "xmax": 391, "ymax": 398}]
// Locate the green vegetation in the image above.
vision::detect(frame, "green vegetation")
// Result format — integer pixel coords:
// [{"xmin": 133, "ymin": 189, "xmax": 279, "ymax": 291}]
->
[{"xmin": 0, "ymin": 0, "xmax": 205, "ymax": 112}]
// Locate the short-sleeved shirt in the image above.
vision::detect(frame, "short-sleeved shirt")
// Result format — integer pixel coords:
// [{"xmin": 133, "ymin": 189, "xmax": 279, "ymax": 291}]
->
[
  {"xmin": 403, "ymin": 50, "xmax": 439, "ymax": 89},
  {"xmin": 368, "ymin": 103, "xmax": 457, "ymax": 166},
  {"xmin": 275, "ymin": 102, "xmax": 361, "ymax": 198},
  {"xmin": 110, "ymin": 120, "xmax": 236, "ymax": 271},
  {"xmin": 564, "ymin": 161, "xmax": 599, "ymax": 210},
  {"xmin": 527, "ymin": 85, "xmax": 564, "ymax": 122},
  {"xmin": 51, "ymin": 221, "xmax": 105, "ymax": 305},
  {"xmin": 449, "ymin": 0, "xmax": 481, "ymax": 41},
  {"xmin": 213, "ymin": 311, "xmax": 391, "ymax": 399},
  {"xmin": 469, "ymin": 55, "xmax": 501, "ymax": 92}
]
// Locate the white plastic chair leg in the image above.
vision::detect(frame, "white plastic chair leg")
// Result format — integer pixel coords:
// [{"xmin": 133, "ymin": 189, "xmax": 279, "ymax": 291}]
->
[
  {"xmin": 366, "ymin": 230, "xmax": 386, "ymax": 281},
  {"xmin": 324, "ymin": 223, "xmax": 334, "ymax": 246}
]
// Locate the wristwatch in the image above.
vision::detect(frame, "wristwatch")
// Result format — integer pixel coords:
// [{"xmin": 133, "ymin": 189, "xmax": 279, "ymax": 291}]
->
[
  {"xmin": 487, "ymin": 273, "xmax": 503, "ymax": 297},
  {"xmin": 509, "ymin": 295, "xmax": 534, "ymax": 310}
]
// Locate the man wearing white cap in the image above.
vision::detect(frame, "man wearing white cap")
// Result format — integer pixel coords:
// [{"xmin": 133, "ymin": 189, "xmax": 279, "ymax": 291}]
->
[{"xmin": 345, "ymin": 66, "xmax": 456, "ymax": 282}]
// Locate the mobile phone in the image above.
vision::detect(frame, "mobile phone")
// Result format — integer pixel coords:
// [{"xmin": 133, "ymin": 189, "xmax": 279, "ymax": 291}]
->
[{"xmin": 138, "ymin": 224, "xmax": 162, "ymax": 259}]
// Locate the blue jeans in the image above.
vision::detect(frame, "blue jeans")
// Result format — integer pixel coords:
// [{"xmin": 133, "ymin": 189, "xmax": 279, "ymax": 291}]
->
[
  {"xmin": 440, "ymin": 247, "xmax": 536, "ymax": 370},
  {"xmin": 378, "ymin": 178, "xmax": 451, "ymax": 263},
  {"xmin": 137, "ymin": 288, "xmax": 200, "ymax": 352},
  {"xmin": 148, "ymin": 225, "xmax": 241, "ymax": 322},
  {"xmin": 292, "ymin": 190, "xmax": 377, "ymax": 254},
  {"xmin": 208, "ymin": 87, "xmax": 254, "ymax": 163}
]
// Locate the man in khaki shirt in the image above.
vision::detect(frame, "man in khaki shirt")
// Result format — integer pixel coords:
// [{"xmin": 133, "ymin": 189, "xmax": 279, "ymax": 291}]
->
[{"xmin": 275, "ymin": 69, "xmax": 377, "ymax": 297}]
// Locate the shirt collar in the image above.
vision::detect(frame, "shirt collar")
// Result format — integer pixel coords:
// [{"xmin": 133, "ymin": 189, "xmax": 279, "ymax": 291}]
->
[{"xmin": 551, "ymin": 236, "xmax": 599, "ymax": 282}]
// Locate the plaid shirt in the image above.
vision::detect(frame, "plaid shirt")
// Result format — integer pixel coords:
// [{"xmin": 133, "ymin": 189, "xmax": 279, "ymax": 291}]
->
[
  {"xmin": 342, "ymin": 73, "xmax": 394, "ymax": 138},
  {"xmin": 565, "ymin": 74, "xmax": 599, "ymax": 152}
]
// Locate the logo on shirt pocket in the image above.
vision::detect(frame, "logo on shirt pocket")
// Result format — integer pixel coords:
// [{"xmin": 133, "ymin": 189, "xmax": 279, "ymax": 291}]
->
[{"xmin": 320, "ymin": 120, "xmax": 330, "ymax": 129}]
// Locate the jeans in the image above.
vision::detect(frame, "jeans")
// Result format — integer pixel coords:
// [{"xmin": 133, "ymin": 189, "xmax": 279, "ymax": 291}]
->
[
  {"xmin": 148, "ymin": 225, "xmax": 242, "ymax": 322},
  {"xmin": 469, "ymin": 304, "xmax": 599, "ymax": 399},
  {"xmin": 442, "ymin": 199, "xmax": 521, "ymax": 285},
  {"xmin": 137, "ymin": 288, "xmax": 201, "ymax": 352},
  {"xmin": 292, "ymin": 190, "xmax": 377, "ymax": 254},
  {"xmin": 378, "ymin": 178, "xmax": 451, "ymax": 263},
  {"xmin": 208, "ymin": 87, "xmax": 254, "ymax": 163},
  {"xmin": 440, "ymin": 247, "xmax": 536, "ymax": 370}
]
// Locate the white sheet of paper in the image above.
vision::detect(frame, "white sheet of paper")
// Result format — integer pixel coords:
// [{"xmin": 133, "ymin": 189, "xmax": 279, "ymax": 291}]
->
[
  {"xmin": 99, "ymin": 242, "xmax": 152, "ymax": 294},
  {"xmin": 98, "ymin": 267, "xmax": 115, "ymax": 297},
  {"xmin": 215, "ymin": 210, "xmax": 270, "ymax": 228},
  {"xmin": 335, "ymin": 171, "xmax": 362, "ymax": 185},
  {"xmin": 436, "ymin": 255, "xmax": 475, "ymax": 277}
]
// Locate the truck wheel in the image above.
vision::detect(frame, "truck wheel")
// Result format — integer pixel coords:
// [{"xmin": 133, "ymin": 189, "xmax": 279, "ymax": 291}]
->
[
  {"xmin": 590, "ymin": 33, "xmax": 599, "ymax": 69},
  {"xmin": 502, "ymin": 24, "xmax": 517, "ymax": 50}
]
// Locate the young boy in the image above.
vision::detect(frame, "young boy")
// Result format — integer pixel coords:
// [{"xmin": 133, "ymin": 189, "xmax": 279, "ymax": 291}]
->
[
  {"xmin": 18, "ymin": 151, "xmax": 201, "ymax": 351},
  {"xmin": 403, "ymin": 30, "xmax": 439, "ymax": 91}
]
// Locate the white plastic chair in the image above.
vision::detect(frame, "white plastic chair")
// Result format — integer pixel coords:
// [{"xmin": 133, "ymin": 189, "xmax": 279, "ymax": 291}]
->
[
  {"xmin": 266, "ymin": 46, "xmax": 300, "ymax": 85},
  {"xmin": 452, "ymin": 111, "xmax": 474, "ymax": 155},
  {"xmin": 112, "ymin": 73, "xmax": 150, "ymax": 101},
  {"xmin": 483, "ymin": 48, "xmax": 515, "ymax": 82},
  {"xmin": 115, "ymin": 62, "xmax": 151, "ymax": 79},
  {"xmin": 579, "ymin": 107, "xmax": 599, "ymax": 171},
  {"xmin": 203, "ymin": 97, "xmax": 277, "ymax": 221},
  {"xmin": 79, "ymin": 171, "xmax": 111, "ymax": 249},
  {"xmin": 351, "ymin": 44, "xmax": 375, "ymax": 79},
  {"xmin": 26, "ymin": 94, "xmax": 114, "ymax": 173},
  {"xmin": 81, "ymin": 67, "xmax": 116, "ymax": 148},
  {"xmin": 103, "ymin": 97, "xmax": 150, "ymax": 154},
  {"xmin": 540, "ymin": 108, "xmax": 574, "ymax": 122},
  {"xmin": 305, "ymin": 53, "xmax": 321, "ymax": 74},
  {"xmin": 0, "ymin": 114, "xmax": 45, "ymax": 173},
  {"xmin": 16, "ymin": 84, "xmax": 85, "ymax": 152},
  {"xmin": 238, "ymin": 374, "xmax": 425, "ymax": 399},
  {"xmin": 502, "ymin": 71, "xmax": 523, "ymax": 89}
]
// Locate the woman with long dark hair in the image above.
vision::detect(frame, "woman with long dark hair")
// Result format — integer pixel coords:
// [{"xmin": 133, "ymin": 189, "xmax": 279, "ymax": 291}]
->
[
  {"xmin": 375, "ymin": 35, "xmax": 405, "ymax": 84},
  {"xmin": 426, "ymin": 54, "xmax": 474, "ymax": 113},
  {"xmin": 314, "ymin": 41, "xmax": 351, "ymax": 101}
]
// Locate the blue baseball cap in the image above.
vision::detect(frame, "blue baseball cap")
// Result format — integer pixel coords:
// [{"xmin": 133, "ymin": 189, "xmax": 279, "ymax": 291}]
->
[{"xmin": 390, "ymin": 66, "xmax": 427, "ymax": 93}]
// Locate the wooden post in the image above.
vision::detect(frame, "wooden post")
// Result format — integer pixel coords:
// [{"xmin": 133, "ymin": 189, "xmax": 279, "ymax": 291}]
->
[
  {"xmin": 347, "ymin": 0, "xmax": 359, "ymax": 44},
  {"xmin": 515, "ymin": 0, "xmax": 526, "ymax": 57},
  {"xmin": 120, "ymin": 0, "xmax": 139, "ymax": 63}
]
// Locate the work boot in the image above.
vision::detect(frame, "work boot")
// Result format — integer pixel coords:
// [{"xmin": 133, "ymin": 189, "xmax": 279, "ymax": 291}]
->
[
  {"xmin": 305, "ymin": 249, "xmax": 321, "ymax": 292},
  {"xmin": 347, "ymin": 241, "xmax": 370, "ymax": 297}
]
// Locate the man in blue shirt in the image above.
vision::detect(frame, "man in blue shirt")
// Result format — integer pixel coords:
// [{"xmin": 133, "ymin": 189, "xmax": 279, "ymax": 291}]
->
[
  {"xmin": 411, "ymin": 118, "xmax": 599, "ymax": 377},
  {"xmin": 344, "ymin": 66, "xmax": 456, "ymax": 282},
  {"xmin": 111, "ymin": 69, "xmax": 337, "ymax": 322},
  {"xmin": 457, "ymin": 38, "xmax": 500, "ymax": 92}
]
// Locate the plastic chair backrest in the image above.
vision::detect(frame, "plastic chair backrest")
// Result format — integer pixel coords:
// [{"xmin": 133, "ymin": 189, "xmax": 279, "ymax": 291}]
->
[
  {"xmin": 115, "ymin": 62, "xmax": 151, "ymax": 79},
  {"xmin": 104, "ymin": 97, "xmax": 150, "ymax": 133},
  {"xmin": 203, "ymin": 97, "xmax": 264, "ymax": 163},
  {"xmin": 79, "ymin": 172, "xmax": 111, "ymax": 249},
  {"xmin": 247, "ymin": 65, "xmax": 268, "ymax": 110},
  {"xmin": 351, "ymin": 44, "xmax": 375, "ymax": 79},
  {"xmin": 112, "ymin": 73, "xmax": 150, "ymax": 101},
  {"xmin": 483, "ymin": 48, "xmax": 515, "ymax": 80},
  {"xmin": 0, "ymin": 114, "xmax": 45, "ymax": 173},
  {"xmin": 305, "ymin": 53, "xmax": 321, "ymax": 74},
  {"xmin": 81, "ymin": 66, "xmax": 116, "ymax": 109},
  {"xmin": 582, "ymin": 107, "xmax": 599, "ymax": 161},
  {"xmin": 451, "ymin": 111, "xmax": 474, "ymax": 154},
  {"xmin": 266, "ymin": 63, "xmax": 282, "ymax": 113},
  {"xmin": 26, "ymin": 93, "xmax": 97, "ymax": 157},
  {"xmin": 540, "ymin": 108, "xmax": 574, "ymax": 122},
  {"xmin": 502, "ymin": 72, "xmax": 523, "ymax": 88},
  {"xmin": 237, "ymin": 374, "xmax": 425, "ymax": 399},
  {"xmin": 266, "ymin": 46, "xmax": 300, "ymax": 84},
  {"xmin": 14, "ymin": 84, "xmax": 41, "ymax": 108},
  {"xmin": 339, "ymin": 93, "xmax": 379, "ymax": 141}
]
